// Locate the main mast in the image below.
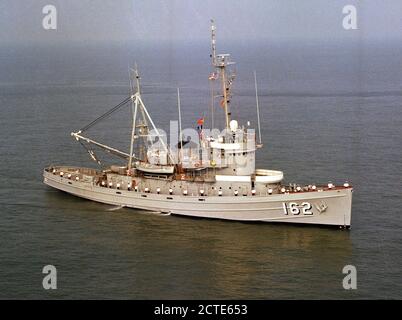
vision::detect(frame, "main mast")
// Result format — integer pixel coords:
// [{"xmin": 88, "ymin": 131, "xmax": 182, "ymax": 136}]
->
[{"xmin": 210, "ymin": 19, "xmax": 235, "ymax": 130}]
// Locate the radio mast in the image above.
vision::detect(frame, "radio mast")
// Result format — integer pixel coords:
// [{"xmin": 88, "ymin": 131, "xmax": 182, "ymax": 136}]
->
[{"xmin": 210, "ymin": 19, "xmax": 236, "ymax": 130}]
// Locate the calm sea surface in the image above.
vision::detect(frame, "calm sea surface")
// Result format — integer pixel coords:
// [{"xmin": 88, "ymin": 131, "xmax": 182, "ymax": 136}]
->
[{"xmin": 0, "ymin": 40, "xmax": 401, "ymax": 299}]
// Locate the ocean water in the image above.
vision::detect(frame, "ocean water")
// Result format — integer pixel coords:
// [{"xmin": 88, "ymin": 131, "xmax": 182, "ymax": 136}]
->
[{"xmin": 0, "ymin": 40, "xmax": 401, "ymax": 299}]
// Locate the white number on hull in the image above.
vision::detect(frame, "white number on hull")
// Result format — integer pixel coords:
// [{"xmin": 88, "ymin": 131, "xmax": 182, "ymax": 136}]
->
[
  {"xmin": 301, "ymin": 202, "xmax": 313, "ymax": 215},
  {"xmin": 283, "ymin": 202, "xmax": 313, "ymax": 215}
]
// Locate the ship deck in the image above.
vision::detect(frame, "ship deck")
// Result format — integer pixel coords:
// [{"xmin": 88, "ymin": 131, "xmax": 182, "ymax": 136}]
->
[{"xmin": 45, "ymin": 165, "xmax": 352, "ymax": 195}]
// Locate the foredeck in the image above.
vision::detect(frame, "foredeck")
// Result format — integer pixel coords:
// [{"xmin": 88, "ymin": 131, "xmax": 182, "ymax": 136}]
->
[{"xmin": 45, "ymin": 166, "xmax": 102, "ymax": 178}]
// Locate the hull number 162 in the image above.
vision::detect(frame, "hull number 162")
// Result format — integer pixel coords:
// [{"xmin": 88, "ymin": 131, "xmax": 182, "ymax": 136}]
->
[{"xmin": 282, "ymin": 202, "xmax": 313, "ymax": 215}]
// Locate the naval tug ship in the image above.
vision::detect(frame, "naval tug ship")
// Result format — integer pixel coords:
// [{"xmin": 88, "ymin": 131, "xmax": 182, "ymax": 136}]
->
[{"xmin": 43, "ymin": 21, "xmax": 353, "ymax": 228}]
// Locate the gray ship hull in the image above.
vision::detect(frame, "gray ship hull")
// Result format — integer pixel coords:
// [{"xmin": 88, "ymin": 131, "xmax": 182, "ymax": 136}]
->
[{"xmin": 43, "ymin": 170, "xmax": 352, "ymax": 227}]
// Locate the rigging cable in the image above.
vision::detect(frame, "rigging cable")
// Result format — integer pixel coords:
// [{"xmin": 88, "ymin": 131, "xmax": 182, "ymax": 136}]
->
[
  {"xmin": 78, "ymin": 140, "xmax": 102, "ymax": 165},
  {"xmin": 79, "ymin": 96, "xmax": 131, "ymax": 132}
]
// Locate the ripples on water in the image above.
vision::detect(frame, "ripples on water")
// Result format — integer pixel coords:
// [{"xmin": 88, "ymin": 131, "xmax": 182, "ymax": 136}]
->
[{"xmin": 0, "ymin": 42, "xmax": 401, "ymax": 299}]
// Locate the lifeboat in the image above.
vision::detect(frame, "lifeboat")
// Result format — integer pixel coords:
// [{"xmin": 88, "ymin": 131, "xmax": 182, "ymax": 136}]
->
[
  {"xmin": 255, "ymin": 169, "xmax": 284, "ymax": 184},
  {"xmin": 135, "ymin": 161, "xmax": 175, "ymax": 174}
]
